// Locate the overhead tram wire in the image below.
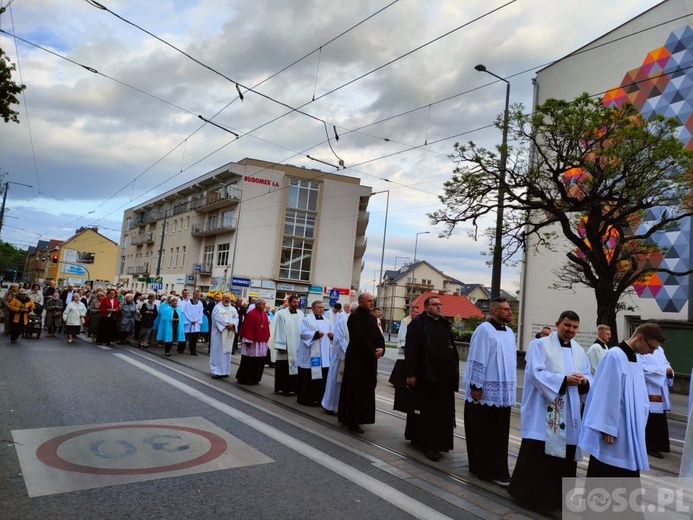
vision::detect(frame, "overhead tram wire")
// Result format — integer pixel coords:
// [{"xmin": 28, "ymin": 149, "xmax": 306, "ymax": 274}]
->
[
  {"xmin": 86, "ymin": 0, "xmax": 518, "ymax": 165},
  {"xmin": 7, "ymin": 5, "xmax": 40, "ymax": 194},
  {"xmin": 21, "ymin": 3, "xmax": 687, "ymax": 238},
  {"xmin": 22, "ymin": 1, "xmax": 403, "ymax": 237}
]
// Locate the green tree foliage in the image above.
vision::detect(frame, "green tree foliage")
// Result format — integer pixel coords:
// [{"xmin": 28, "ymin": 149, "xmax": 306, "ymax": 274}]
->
[
  {"xmin": 0, "ymin": 46, "xmax": 26, "ymax": 124},
  {"xmin": 0, "ymin": 240, "xmax": 26, "ymax": 280},
  {"xmin": 430, "ymin": 94, "xmax": 693, "ymax": 339}
]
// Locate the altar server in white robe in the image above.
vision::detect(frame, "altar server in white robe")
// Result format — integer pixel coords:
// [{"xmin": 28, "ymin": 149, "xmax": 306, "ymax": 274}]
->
[
  {"xmin": 269, "ymin": 295, "xmax": 303, "ymax": 395},
  {"xmin": 641, "ymin": 345, "xmax": 674, "ymax": 458},
  {"xmin": 321, "ymin": 302, "xmax": 355, "ymax": 414},
  {"xmin": 508, "ymin": 310, "xmax": 591, "ymax": 512},
  {"xmin": 181, "ymin": 290, "xmax": 204, "ymax": 355},
  {"xmin": 586, "ymin": 324, "xmax": 611, "ymax": 375},
  {"xmin": 681, "ymin": 375, "xmax": 693, "ymax": 477},
  {"xmin": 462, "ymin": 298, "xmax": 517, "ymax": 486},
  {"xmin": 578, "ymin": 322, "xmax": 665, "ymax": 477},
  {"xmin": 210, "ymin": 293, "xmax": 238, "ymax": 379},
  {"xmin": 297, "ymin": 301, "xmax": 333, "ymax": 406},
  {"xmin": 396, "ymin": 304, "xmax": 420, "ymax": 358}
]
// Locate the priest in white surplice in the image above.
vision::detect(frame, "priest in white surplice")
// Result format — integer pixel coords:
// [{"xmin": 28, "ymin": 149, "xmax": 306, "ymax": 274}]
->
[
  {"xmin": 269, "ymin": 295, "xmax": 303, "ymax": 395},
  {"xmin": 578, "ymin": 322, "xmax": 666, "ymax": 478},
  {"xmin": 641, "ymin": 345, "xmax": 674, "ymax": 458},
  {"xmin": 508, "ymin": 310, "xmax": 591, "ymax": 512},
  {"xmin": 462, "ymin": 298, "xmax": 517, "ymax": 486},
  {"xmin": 396, "ymin": 304, "xmax": 420, "ymax": 358},
  {"xmin": 297, "ymin": 301, "xmax": 333, "ymax": 406},
  {"xmin": 586, "ymin": 324, "xmax": 611, "ymax": 375},
  {"xmin": 210, "ymin": 293, "xmax": 238, "ymax": 379},
  {"xmin": 321, "ymin": 302, "xmax": 355, "ymax": 414},
  {"xmin": 181, "ymin": 289, "xmax": 204, "ymax": 355}
]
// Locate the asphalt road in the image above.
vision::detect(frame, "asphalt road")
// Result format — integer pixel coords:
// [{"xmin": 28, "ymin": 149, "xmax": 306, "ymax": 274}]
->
[{"xmin": 1, "ymin": 334, "xmax": 688, "ymax": 520}]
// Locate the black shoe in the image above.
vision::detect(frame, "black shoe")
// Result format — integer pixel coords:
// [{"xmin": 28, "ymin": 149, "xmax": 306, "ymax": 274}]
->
[
  {"xmin": 648, "ymin": 451, "xmax": 664, "ymax": 459},
  {"xmin": 425, "ymin": 450, "xmax": 442, "ymax": 461},
  {"xmin": 190, "ymin": 352, "xmax": 198, "ymax": 356},
  {"xmin": 211, "ymin": 374, "xmax": 221, "ymax": 379},
  {"xmin": 348, "ymin": 424, "xmax": 364, "ymax": 434},
  {"xmin": 322, "ymin": 407, "xmax": 336, "ymax": 416},
  {"xmin": 491, "ymin": 478, "xmax": 511, "ymax": 487}
]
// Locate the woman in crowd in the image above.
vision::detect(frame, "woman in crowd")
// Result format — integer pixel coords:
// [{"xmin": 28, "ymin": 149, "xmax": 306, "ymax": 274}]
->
[
  {"xmin": 118, "ymin": 293, "xmax": 137, "ymax": 345},
  {"xmin": 88, "ymin": 292, "xmax": 104, "ymax": 341},
  {"xmin": 63, "ymin": 293, "xmax": 87, "ymax": 344},
  {"xmin": 28, "ymin": 283, "xmax": 44, "ymax": 317},
  {"xmin": 7, "ymin": 290, "xmax": 35, "ymax": 343},
  {"xmin": 97, "ymin": 288, "xmax": 120, "ymax": 346},
  {"xmin": 2, "ymin": 283, "xmax": 19, "ymax": 336},
  {"xmin": 156, "ymin": 296, "xmax": 186, "ymax": 357},
  {"xmin": 44, "ymin": 292, "xmax": 64, "ymax": 337},
  {"xmin": 138, "ymin": 294, "xmax": 158, "ymax": 348}
]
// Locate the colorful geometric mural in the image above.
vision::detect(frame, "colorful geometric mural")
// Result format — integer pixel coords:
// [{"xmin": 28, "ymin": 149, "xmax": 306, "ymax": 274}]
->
[{"xmin": 601, "ymin": 25, "xmax": 693, "ymax": 312}]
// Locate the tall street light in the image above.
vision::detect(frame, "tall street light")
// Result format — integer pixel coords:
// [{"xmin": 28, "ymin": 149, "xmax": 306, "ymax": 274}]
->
[
  {"xmin": 371, "ymin": 189, "xmax": 390, "ymax": 335},
  {"xmin": 413, "ymin": 231, "xmax": 430, "ymax": 266},
  {"xmin": 475, "ymin": 63, "xmax": 510, "ymax": 299}
]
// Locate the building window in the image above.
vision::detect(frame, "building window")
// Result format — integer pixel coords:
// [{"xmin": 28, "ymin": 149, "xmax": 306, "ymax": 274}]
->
[
  {"xmin": 287, "ymin": 178, "xmax": 319, "ymax": 211},
  {"xmin": 125, "ymin": 217, "xmax": 131, "ymax": 231},
  {"xmin": 208, "ymin": 214, "xmax": 218, "ymax": 231},
  {"xmin": 284, "ymin": 209, "xmax": 315, "ymax": 238},
  {"xmin": 203, "ymin": 245, "xmax": 214, "ymax": 270},
  {"xmin": 185, "ymin": 216, "xmax": 189, "ymax": 230},
  {"xmin": 174, "ymin": 247, "xmax": 179, "ymax": 267},
  {"xmin": 221, "ymin": 210, "xmax": 234, "ymax": 228},
  {"xmin": 181, "ymin": 246, "xmax": 186, "ymax": 267},
  {"xmin": 279, "ymin": 238, "xmax": 313, "ymax": 281},
  {"xmin": 119, "ymin": 255, "xmax": 125, "ymax": 275},
  {"xmin": 217, "ymin": 243, "xmax": 230, "ymax": 266},
  {"xmin": 169, "ymin": 248, "xmax": 173, "ymax": 267}
]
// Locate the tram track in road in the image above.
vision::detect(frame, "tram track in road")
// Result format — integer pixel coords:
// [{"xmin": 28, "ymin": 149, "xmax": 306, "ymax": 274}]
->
[
  {"xmin": 106, "ymin": 342, "xmax": 684, "ymax": 517},
  {"xmin": 110, "ymin": 343, "xmax": 538, "ymax": 519}
]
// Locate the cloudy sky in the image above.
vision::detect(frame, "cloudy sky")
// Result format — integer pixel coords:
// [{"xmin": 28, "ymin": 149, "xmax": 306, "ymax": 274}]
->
[{"xmin": 0, "ymin": 0, "xmax": 662, "ymax": 291}]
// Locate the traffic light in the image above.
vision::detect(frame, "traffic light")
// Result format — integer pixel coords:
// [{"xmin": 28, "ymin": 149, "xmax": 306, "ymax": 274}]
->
[
  {"xmin": 41, "ymin": 256, "xmax": 46, "ymax": 262},
  {"xmin": 51, "ymin": 255, "xmax": 58, "ymax": 263}
]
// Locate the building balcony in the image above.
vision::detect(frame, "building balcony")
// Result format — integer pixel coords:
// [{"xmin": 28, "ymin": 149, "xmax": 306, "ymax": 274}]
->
[
  {"xmin": 191, "ymin": 185, "xmax": 241, "ymax": 214},
  {"xmin": 198, "ymin": 263, "xmax": 214, "ymax": 275},
  {"xmin": 356, "ymin": 210, "xmax": 369, "ymax": 235},
  {"xmin": 405, "ymin": 282, "xmax": 435, "ymax": 290},
  {"xmin": 354, "ymin": 236, "xmax": 367, "ymax": 258},
  {"xmin": 134, "ymin": 209, "xmax": 166, "ymax": 227},
  {"xmin": 126, "ymin": 263, "xmax": 150, "ymax": 275},
  {"xmin": 191, "ymin": 221, "xmax": 236, "ymax": 237},
  {"xmin": 131, "ymin": 232, "xmax": 154, "ymax": 246}
]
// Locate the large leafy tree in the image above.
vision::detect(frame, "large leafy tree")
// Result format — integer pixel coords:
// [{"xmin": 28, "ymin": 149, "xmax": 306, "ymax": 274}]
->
[
  {"xmin": 0, "ymin": 46, "xmax": 25, "ymax": 124},
  {"xmin": 430, "ymin": 94, "xmax": 693, "ymax": 339}
]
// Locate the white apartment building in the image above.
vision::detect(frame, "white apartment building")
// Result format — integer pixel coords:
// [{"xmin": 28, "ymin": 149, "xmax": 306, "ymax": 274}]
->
[{"xmin": 117, "ymin": 158, "xmax": 371, "ymax": 308}]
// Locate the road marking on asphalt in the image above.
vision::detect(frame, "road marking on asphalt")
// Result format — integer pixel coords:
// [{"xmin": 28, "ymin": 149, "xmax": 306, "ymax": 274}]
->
[
  {"xmin": 94, "ymin": 344, "xmax": 112, "ymax": 351},
  {"xmin": 12, "ymin": 416, "xmax": 271, "ymax": 497},
  {"xmin": 115, "ymin": 354, "xmax": 452, "ymax": 520}
]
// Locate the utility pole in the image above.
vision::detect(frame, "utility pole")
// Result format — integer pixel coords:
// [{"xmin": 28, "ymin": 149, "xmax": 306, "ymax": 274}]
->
[
  {"xmin": 0, "ymin": 180, "xmax": 33, "ymax": 238},
  {"xmin": 155, "ymin": 212, "xmax": 168, "ymax": 276}
]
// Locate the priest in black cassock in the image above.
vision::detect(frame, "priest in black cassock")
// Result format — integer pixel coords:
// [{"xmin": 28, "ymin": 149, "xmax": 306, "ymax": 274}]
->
[
  {"xmin": 404, "ymin": 296, "xmax": 459, "ymax": 461},
  {"xmin": 338, "ymin": 292, "xmax": 385, "ymax": 434}
]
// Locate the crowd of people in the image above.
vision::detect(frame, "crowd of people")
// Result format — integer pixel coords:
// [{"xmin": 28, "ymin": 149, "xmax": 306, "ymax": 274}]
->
[{"xmin": 1, "ymin": 281, "xmax": 681, "ymax": 514}]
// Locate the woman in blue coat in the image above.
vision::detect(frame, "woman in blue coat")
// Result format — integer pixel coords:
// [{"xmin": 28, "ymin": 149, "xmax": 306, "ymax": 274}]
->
[{"xmin": 156, "ymin": 296, "xmax": 186, "ymax": 357}]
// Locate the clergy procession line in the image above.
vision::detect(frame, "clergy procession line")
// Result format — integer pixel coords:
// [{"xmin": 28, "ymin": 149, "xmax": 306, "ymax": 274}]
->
[{"xmin": 3, "ymin": 283, "xmax": 686, "ymax": 515}]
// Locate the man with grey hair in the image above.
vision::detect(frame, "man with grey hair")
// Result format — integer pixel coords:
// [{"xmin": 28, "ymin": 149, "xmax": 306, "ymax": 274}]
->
[
  {"xmin": 339, "ymin": 292, "xmax": 385, "ymax": 434},
  {"xmin": 298, "ymin": 300, "xmax": 333, "ymax": 406},
  {"xmin": 210, "ymin": 293, "xmax": 238, "ymax": 379},
  {"xmin": 322, "ymin": 301, "xmax": 356, "ymax": 414}
]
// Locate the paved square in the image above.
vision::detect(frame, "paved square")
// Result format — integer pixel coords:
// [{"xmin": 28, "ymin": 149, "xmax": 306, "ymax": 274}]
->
[{"xmin": 12, "ymin": 416, "xmax": 273, "ymax": 497}]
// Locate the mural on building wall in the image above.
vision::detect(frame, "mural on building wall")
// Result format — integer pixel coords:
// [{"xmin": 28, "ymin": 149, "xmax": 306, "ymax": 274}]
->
[{"xmin": 596, "ymin": 25, "xmax": 693, "ymax": 312}]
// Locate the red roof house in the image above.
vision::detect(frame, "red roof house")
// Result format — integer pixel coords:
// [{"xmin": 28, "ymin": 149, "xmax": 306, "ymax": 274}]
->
[{"xmin": 410, "ymin": 291, "xmax": 484, "ymax": 320}]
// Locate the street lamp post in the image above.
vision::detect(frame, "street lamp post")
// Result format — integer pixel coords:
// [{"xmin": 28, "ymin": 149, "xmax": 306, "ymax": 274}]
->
[
  {"xmin": 394, "ymin": 256, "xmax": 410, "ymax": 271},
  {"xmin": 475, "ymin": 63, "xmax": 510, "ymax": 299},
  {"xmin": 371, "ymin": 189, "xmax": 390, "ymax": 333},
  {"xmin": 413, "ymin": 231, "xmax": 430, "ymax": 269}
]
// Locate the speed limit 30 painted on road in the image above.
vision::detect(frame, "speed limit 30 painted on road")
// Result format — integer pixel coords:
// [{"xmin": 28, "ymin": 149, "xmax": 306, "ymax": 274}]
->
[{"xmin": 12, "ymin": 417, "xmax": 273, "ymax": 497}]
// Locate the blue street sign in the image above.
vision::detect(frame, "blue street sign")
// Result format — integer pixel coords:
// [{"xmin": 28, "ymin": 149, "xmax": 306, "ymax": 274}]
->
[
  {"xmin": 329, "ymin": 288, "xmax": 340, "ymax": 300},
  {"xmin": 232, "ymin": 277, "xmax": 250, "ymax": 287},
  {"xmin": 150, "ymin": 282, "xmax": 163, "ymax": 291},
  {"xmin": 298, "ymin": 297, "xmax": 307, "ymax": 308}
]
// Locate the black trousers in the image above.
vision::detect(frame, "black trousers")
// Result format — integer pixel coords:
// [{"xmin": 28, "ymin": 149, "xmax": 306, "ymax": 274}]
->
[
  {"xmin": 464, "ymin": 401, "xmax": 511, "ymax": 480},
  {"xmin": 183, "ymin": 332, "xmax": 198, "ymax": 354}
]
